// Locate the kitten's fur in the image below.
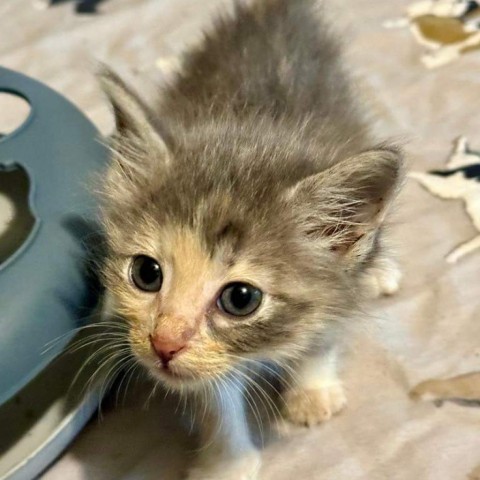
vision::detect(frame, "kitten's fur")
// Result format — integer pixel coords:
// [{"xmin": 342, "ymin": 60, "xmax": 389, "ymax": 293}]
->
[{"xmin": 98, "ymin": 0, "xmax": 403, "ymax": 478}]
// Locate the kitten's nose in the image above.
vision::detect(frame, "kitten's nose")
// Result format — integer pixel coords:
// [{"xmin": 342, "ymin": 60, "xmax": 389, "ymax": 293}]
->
[{"xmin": 149, "ymin": 334, "xmax": 186, "ymax": 366}]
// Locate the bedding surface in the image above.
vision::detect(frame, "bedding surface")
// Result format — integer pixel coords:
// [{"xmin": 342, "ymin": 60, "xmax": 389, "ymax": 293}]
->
[{"xmin": 1, "ymin": 1, "xmax": 480, "ymax": 479}]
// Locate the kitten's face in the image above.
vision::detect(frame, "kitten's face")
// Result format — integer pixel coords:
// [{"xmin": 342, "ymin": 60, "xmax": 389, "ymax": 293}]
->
[
  {"xmin": 103, "ymin": 193, "xmax": 341, "ymax": 390},
  {"xmin": 99, "ymin": 69, "xmax": 402, "ymax": 390}
]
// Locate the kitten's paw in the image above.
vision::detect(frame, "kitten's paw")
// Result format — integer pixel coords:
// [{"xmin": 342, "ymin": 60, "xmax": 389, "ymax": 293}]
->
[
  {"xmin": 282, "ymin": 383, "xmax": 347, "ymax": 427},
  {"xmin": 186, "ymin": 450, "xmax": 261, "ymax": 480},
  {"xmin": 362, "ymin": 258, "xmax": 402, "ymax": 298}
]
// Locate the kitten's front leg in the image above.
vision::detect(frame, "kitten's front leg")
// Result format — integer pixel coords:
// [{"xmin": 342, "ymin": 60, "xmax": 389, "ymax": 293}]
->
[
  {"xmin": 186, "ymin": 378, "xmax": 260, "ymax": 480},
  {"xmin": 281, "ymin": 348, "xmax": 346, "ymax": 427},
  {"xmin": 361, "ymin": 257, "xmax": 402, "ymax": 298}
]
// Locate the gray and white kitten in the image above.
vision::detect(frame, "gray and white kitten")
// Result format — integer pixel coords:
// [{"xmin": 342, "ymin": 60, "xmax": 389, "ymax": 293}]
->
[{"xmin": 98, "ymin": 0, "xmax": 403, "ymax": 478}]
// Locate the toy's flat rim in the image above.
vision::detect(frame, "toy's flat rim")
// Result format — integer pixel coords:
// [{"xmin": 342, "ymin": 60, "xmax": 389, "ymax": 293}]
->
[
  {"xmin": 0, "ymin": 329, "xmax": 76, "ymax": 407},
  {"xmin": 2, "ymin": 386, "xmax": 102, "ymax": 480},
  {"xmin": 0, "ymin": 326, "xmax": 109, "ymax": 480},
  {"xmin": 0, "ymin": 66, "xmax": 106, "ymax": 406}
]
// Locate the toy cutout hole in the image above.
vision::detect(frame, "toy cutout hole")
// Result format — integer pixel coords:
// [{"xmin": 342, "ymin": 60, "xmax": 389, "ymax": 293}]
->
[
  {"xmin": 0, "ymin": 92, "xmax": 31, "ymax": 140},
  {"xmin": 0, "ymin": 166, "xmax": 35, "ymax": 264}
]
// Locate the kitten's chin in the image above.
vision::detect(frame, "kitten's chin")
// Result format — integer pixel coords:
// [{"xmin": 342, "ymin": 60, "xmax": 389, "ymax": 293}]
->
[
  {"xmin": 151, "ymin": 365, "xmax": 197, "ymax": 386},
  {"xmin": 145, "ymin": 361, "xmax": 218, "ymax": 391}
]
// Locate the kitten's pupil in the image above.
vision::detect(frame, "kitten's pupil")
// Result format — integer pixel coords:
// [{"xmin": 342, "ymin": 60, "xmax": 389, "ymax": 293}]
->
[
  {"xmin": 218, "ymin": 282, "xmax": 262, "ymax": 317},
  {"xmin": 231, "ymin": 285, "xmax": 252, "ymax": 309},
  {"xmin": 139, "ymin": 260, "xmax": 160, "ymax": 283},
  {"xmin": 131, "ymin": 255, "xmax": 163, "ymax": 292}
]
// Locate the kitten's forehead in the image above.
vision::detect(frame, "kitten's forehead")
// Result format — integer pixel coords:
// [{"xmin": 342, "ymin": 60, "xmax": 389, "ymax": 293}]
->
[
  {"xmin": 160, "ymin": 227, "xmax": 222, "ymax": 315},
  {"xmin": 131, "ymin": 223, "xmax": 275, "ymax": 300}
]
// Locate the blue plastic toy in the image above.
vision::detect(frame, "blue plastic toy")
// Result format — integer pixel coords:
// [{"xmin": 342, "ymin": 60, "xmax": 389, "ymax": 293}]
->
[{"xmin": 0, "ymin": 66, "xmax": 107, "ymax": 479}]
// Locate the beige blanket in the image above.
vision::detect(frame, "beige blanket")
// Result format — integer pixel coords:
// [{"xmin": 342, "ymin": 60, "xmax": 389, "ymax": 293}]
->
[{"xmin": 2, "ymin": 0, "xmax": 480, "ymax": 478}]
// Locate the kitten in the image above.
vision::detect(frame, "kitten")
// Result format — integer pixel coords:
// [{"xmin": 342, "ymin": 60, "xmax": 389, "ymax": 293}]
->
[{"xmin": 98, "ymin": 0, "xmax": 403, "ymax": 478}]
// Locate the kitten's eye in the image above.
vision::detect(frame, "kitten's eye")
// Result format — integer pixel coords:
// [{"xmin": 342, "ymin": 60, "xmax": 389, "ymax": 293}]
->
[
  {"xmin": 217, "ymin": 282, "xmax": 262, "ymax": 317},
  {"xmin": 130, "ymin": 255, "xmax": 163, "ymax": 292}
]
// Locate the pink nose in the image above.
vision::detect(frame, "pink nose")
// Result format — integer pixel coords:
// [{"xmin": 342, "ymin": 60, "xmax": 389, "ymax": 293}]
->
[{"xmin": 149, "ymin": 335, "xmax": 186, "ymax": 366}]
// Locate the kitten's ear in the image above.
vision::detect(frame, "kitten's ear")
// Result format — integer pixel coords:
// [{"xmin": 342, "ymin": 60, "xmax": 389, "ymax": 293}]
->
[
  {"xmin": 287, "ymin": 146, "xmax": 403, "ymax": 259},
  {"xmin": 98, "ymin": 66, "xmax": 169, "ymax": 154},
  {"xmin": 98, "ymin": 66, "xmax": 170, "ymax": 209}
]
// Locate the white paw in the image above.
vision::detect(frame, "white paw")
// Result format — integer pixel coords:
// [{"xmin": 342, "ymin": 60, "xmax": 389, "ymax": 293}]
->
[
  {"xmin": 282, "ymin": 383, "xmax": 347, "ymax": 427},
  {"xmin": 186, "ymin": 450, "xmax": 261, "ymax": 480},
  {"xmin": 155, "ymin": 56, "xmax": 182, "ymax": 75},
  {"xmin": 362, "ymin": 258, "xmax": 402, "ymax": 298}
]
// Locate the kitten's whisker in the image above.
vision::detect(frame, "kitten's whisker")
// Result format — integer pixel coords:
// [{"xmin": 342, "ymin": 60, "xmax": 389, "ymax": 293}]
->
[
  {"xmin": 232, "ymin": 366, "xmax": 282, "ymax": 425},
  {"xmin": 226, "ymin": 373, "xmax": 265, "ymax": 448},
  {"xmin": 143, "ymin": 378, "xmax": 161, "ymax": 410},
  {"xmin": 188, "ymin": 388, "xmax": 197, "ymax": 432},
  {"xmin": 114, "ymin": 355, "xmax": 137, "ymax": 406},
  {"xmin": 42, "ymin": 319, "xmax": 131, "ymax": 355},
  {"xmin": 68, "ymin": 344, "xmax": 117, "ymax": 392},
  {"xmin": 226, "ymin": 354, "xmax": 300, "ymax": 393},
  {"xmin": 91, "ymin": 353, "xmax": 132, "ymax": 414},
  {"xmin": 67, "ymin": 341, "xmax": 131, "ymax": 366},
  {"xmin": 199, "ymin": 383, "xmax": 209, "ymax": 428},
  {"xmin": 69, "ymin": 350, "xmax": 123, "ymax": 416},
  {"xmin": 195, "ymin": 374, "xmax": 229, "ymax": 453},
  {"xmin": 76, "ymin": 347, "xmax": 130, "ymax": 399},
  {"xmin": 230, "ymin": 366, "xmax": 280, "ymax": 441},
  {"xmin": 121, "ymin": 362, "xmax": 143, "ymax": 406},
  {"xmin": 65, "ymin": 336, "xmax": 129, "ymax": 355}
]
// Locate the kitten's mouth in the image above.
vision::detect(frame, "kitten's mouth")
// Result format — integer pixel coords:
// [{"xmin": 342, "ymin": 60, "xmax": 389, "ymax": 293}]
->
[{"xmin": 153, "ymin": 362, "xmax": 197, "ymax": 384}]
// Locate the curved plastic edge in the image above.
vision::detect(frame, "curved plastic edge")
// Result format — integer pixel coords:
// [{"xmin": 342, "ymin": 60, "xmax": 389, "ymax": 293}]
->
[
  {"xmin": 0, "ymin": 88, "xmax": 34, "ymax": 146},
  {"xmin": 4, "ymin": 387, "xmax": 102, "ymax": 480},
  {"xmin": 0, "ymin": 162, "xmax": 41, "ymax": 274},
  {"xmin": 0, "ymin": 67, "xmax": 106, "ymax": 405},
  {"xmin": 0, "ymin": 330, "xmax": 77, "ymax": 407}
]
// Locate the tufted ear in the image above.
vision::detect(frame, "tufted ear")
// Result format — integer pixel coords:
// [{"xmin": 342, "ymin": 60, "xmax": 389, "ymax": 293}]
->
[
  {"xmin": 98, "ymin": 65, "xmax": 169, "ymax": 171},
  {"xmin": 287, "ymin": 146, "xmax": 403, "ymax": 259},
  {"xmin": 100, "ymin": 67, "xmax": 160, "ymax": 140},
  {"xmin": 98, "ymin": 66, "xmax": 170, "ymax": 208}
]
